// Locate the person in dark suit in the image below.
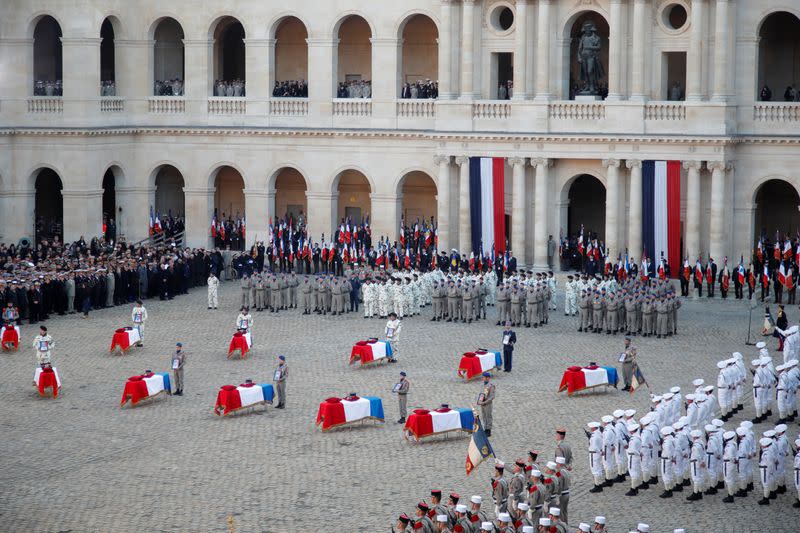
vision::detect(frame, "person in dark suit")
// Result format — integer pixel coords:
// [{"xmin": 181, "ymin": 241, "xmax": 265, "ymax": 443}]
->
[
  {"xmin": 349, "ymin": 275, "xmax": 361, "ymax": 313},
  {"xmin": 501, "ymin": 320, "xmax": 517, "ymax": 372}
]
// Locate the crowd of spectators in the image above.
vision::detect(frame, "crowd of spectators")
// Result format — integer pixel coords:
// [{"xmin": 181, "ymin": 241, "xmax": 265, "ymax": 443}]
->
[
  {"xmin": 273, "ymin": 80, "xmax": 308, "ymax": 98},
  {"xmin": 400, "ymin": 80, "xmax": 438, "ymax": 99},
  {"xmin": 153, "ymin": 79, "xmax": 184, "ymax": 96},
  {"xmin": 213, "ymin": 79, "xmax": 245, "ymax": 97},
  {"xmin": 33, "ymin": 80, "xmax": 63, "ymax": 96},
  {"xmin": 100, "ymin": 80, "xmax": 116, "ymax": 96},
  {"xmin": 337, "ymin": 80, "xmax": 371, "ymax": 99}
]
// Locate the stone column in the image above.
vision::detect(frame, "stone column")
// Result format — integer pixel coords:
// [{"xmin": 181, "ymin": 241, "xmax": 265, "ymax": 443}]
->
[
  {"xmin": 686, "ymin": 0, "xmax": 706, "ymax": 101},
  {"xmin": 606, "ymin": 0, "xmax": 624, "ymax": 100},
  {"xmin": 438, "ymin": 0, "xmax": 454, "ymax": 99},
  {"xmin": 460, "ymin": 0, "xmax": 477, "ymax": 99},
  {"xmin": 708, "ymin": 161, "xmax": 728, "ymax": 262},
  {"xmin": 183, "ymin": 187, "xmax": 214, "ymax": 248},
  {"xmin": 306, "ymin": 38, "xmax": 337, "ymax": 116},
  {"xmin": 456, "ymin": 156, "xmax": 471, "ymax": 252},
  {"xmin": 533, "ymin": 158, "xmax": 552, "ymax": 268},
  {"xmin": 305, "ymin": 192, "xmax": 337, "ymax": 242},
  {"xmin": 115, "ymin": 39, "xmax": 152, "ymax": 110},
  {"xmin": 243, "ymin": 188, "xmax": 268, "ymax": 248},
  {"xmin": 115, "ymin": 186, "xmax": 153, "ymax": 243},
  {"xmin": 435, "ymin": 155, "xmax": 452, "ymax": 252},
  {"xmin": 512, "ymin": 0, "xmax": 529, "ymax": 100},
  {"xmin": 61, "ymin": 38, "xmax": 102, "ymax": 118},
  {"xmin": 711, "ymin": 0, "xmax": 730, "ymax": 102},
  {"xmin": 510, "ymin": 157, "xmax": 527, "ymax": 263},
  {"xmin": 371, "ymin": 194, "xmax": 400, "ymax": 242},
  {"xmin": 62, "ymin": 189, "xmax": 104, "ymax": 242},
  {"xmin": 603, "ymin": 159, "xmax": 621, "ymax": 258},
  {"xmin": 626, "ymin": 160, "xmax": 642, "ymax": 257},
  {"xmin": 371, "ymin": 38, "xmax": 400, "ymax": 124},
  {"xmin": 534, "ymin": 0, "xmax": 552, "ymax": 100},
  {"xmin": 244, "ymin": 38, "xmax": 272, "ymax": 116},
  {"xmin": 630, "ymin": 0, "xmax": 647, "ymax": 100},
  {"xmin": 183, "ymin": 39, "xmax": 213, "ymax": 115},
  {"xmin": 683, "ymin": 160, "xmax": 702, "ymax": 260},
  {"xmin": 0, "ymin": 38, "xmax": 32, "ymax": 99}
]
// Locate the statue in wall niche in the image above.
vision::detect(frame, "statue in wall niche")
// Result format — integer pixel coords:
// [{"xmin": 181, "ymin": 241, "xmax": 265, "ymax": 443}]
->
[{"xmin": 576, "ymin": 20, "xmax": 605, "ymax": 95}]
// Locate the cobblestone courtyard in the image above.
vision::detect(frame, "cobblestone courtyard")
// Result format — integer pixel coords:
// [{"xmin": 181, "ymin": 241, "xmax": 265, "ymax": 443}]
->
[{"xmin": 1, "ymin": 281, "xmax": 796, "ymax": 532}]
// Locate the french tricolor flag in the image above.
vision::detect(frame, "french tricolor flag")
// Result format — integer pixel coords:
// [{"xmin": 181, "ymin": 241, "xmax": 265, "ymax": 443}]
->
[
  {"xmin": 642, "ymin": 161, "xmax": 681, "ymax": 277},
  {"xmin": 469, "ymin": 158, "xmax": 506, "ymax": 256}
]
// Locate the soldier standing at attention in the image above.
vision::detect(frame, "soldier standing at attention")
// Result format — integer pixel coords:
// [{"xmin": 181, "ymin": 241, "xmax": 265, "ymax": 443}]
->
[
  {"xmin": 207, "ymin": 271, "xmax": 219, "ymax": 309},
  {"xmin": 32, "ymin": 325, "xmax": 54, "ymax": 366},
  {"xmin": 394, "ymin": 371, "xmax": 410, "ymax": 423},
  {"xmin": 385, "ymin": 312, "xmax": 401, "ymax": 362},
  {"xmin": 555, "ymin": 427, "xmax": 573, "ymax": 469},
  {"xmin": 447, "ymin": 281, "xmax": 459, "ymax": 322},
  {"xmin": 131, "ymin": 299, "xmax": 147, "ymax": 347},
  {"xmin": 620, "ymin": 337, "xmax": 637, "ymax": 391},
  {"xmin": 240, "ymin": 273, "xmax": 250, "ymax": 308},
  {"xmin": 273, "ymin": 355, "xmax": 288, "ymax": 409},
  {"xmin": 478, "ymin": 372, "xmax": 496, "ymax": 436},
  {"xmin": 254, "ymin": 273, "xmax": 265, "ymax": 312},
  {"xmin": 502, "ymin": 321, "xmax": 517, "ymax": 372},
  {"xmin": 171, "ymin": 342, "xmax": 186, "ymax": 396},
  {"xmin": 301, "ymin": 276, "xmax": 313, "ymax": 315}
]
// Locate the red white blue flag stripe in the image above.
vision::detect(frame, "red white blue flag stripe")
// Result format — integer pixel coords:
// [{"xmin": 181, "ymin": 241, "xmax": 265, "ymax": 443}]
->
[
  {"xmin": 469, "ymin": 158, "xmax": 506, "ymax": 256},
  {"xmin": 642, "ymin": 161, "xmax": 681, "ymax": 276}
]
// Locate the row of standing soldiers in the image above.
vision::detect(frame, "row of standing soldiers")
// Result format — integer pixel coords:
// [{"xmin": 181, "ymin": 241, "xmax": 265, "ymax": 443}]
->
[
  {"xmin": 495, "ymin": 278, "xmax": 554, "ymax": 328},
  {"xmin": 577, "ymin": 286, "xmax": 681, "ymax": 338},
  {"xmin": 430, "ymin": 278, "xmax": 491, "ymax": 323}
]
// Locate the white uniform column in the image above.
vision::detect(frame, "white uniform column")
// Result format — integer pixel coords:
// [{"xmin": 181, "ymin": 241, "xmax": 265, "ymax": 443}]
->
[
  {"xmin": 533, "ymin": 158, "xmax": 552, "ymax": 268},
  {"xmin": 626, "ymin": 160, "xmax": 642, "ymax": 257},
  {"xmin": 603, "ymin": 159, "xmax": 621, "ymax": 258},
  {"xmin": 630, "ymin": 0, "xmax": 647, "ymax": 100},
  {"xmin": 708, "ymin": 161, "xmax": 728, "ymax": 262},
  {"xmin": 438, "ymin": 0, "xmax": 454, "ymax": 99},
  {"xmin": 711, "ymin": 0, "xmax": 730, "ymax": 102},
  {"xmin": 435, "ymin": 155, "xmax": 452, "ymax": 252},
  {"xmin": 512, "ymin": 0, "xmax": 529, "ymax": 100},
  {"xmin": 460, "ymin": 0, "xmax": 477, "ymax": 99},
  {"xmin": 534, "ymin": 0, "xmax": 552, "ymax": 100},
  {"xmin": 686, "ymin": 0, "xmax": 706, "ymax": 101},
  {"xmin": 456, "ymin": 156, "xmax": 471, "ymax": 253},
  {"xmin": 683, "ymin": 160, "xmax": 702, "ymax": 260},
  {"xmin": 510, "ymin": 157, "xmax": 527, "ymax": 263},
  {"xmin": 606, "ymin": 0, "xmax": 624, "ymax": 100}
]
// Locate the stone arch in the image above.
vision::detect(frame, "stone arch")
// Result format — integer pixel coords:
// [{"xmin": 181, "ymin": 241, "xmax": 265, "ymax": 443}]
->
[
  {"xmin": 209, "ymin": 15, "xmax": 246, "ymax": 92},
  {"xmin": 561, "ymin": 9, "xmax": 610, "ymax": 100},
  {"xmin": 398, "ymin": 13, "xmax": 439, "ymax": 98},
  {"xmin": 150, "ymin": 16, "xmax": 185, "ymax": 92},
  {"xmin": 32, "ymin": 167, "xmax": 64, "ymax": 243},
  {"xmin": 752, "ymin": 177, "xmax": 800, "ymax": 242},
  {"xmin": 102, "ymin": 164, "xmax": 124, "ymax": 236},
  {"xmin": 756, "ymin": 11, "xmax": 800, "ymax": 97},
  {"xmin": 31, "ymin": 15, "xmax": 62, "ymax": 95},
  {"xmin": 331, "ymin": 11, "xmax": 377, "ymax": 38},
  {"xmin": 333, "ymin": 14, "xmax": 373, "ymax": 96},
  {"xmin": 146, "ymin": 14, "xmax": 188, "ymax": 40},
  {"xmin": 270, "ymin": 166, "xmax": 309, "ymax": 223},
  {"xmin": 151, "ymin": 163, "xmax": 186, "ymax": 218},
  {"xmin": 210, "ymin": 164, "xmax": 246, "ymax": 250},
  {"xmin": 272, "ymin": 15, "xmax": 309, "ymax": 93},
  {"xmin": 332, "ymin": 167, "xmax": 373, "ymax": 225},
  {"xmin": 560, "ymin": 173, "xmax": 607, "ymax": 241},
  {"xmin": 100, "ymin": 16, "xmax": 119, "ymax": 90},
  {"xmin": 27, "ymin": 12, "xmax": 65, "ymax": 39},
  {"xmin": 397, "ymin": 170, "xmax": 438, "ymax": 228}
]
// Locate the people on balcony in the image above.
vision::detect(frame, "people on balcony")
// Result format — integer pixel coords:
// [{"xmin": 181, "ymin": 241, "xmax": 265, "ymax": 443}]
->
[
  {"xmin": 273, "ymin": 80, "xmax": 308, "ymax": 98},
  {"xmin": 33, "ymin": 80, "xmax": 63, "ymax": 97},
  {"xmin": 153, "ymin": 79, "xmax": 184, "ymax": 96},
  {"xmin": 400, "ymin": 80, "xmax": 438, "ymax": 99},
  {"xmin": 101, "ymin": 80, "xmax": 116, "ymax": 97},
  {"xmin": 784, "ymin": 85, "xmax": 798, "ymax": 102},
  {"xmin": 759, "ymin": 85, "xmax": 772, "ymax": 101},
  {"xmin": 213, "ymin": 79, "xmax": 245, "ymax": 97},
  {"xmin": 337, "ymin": 80, "xmax": 371, "ymax": 99}
]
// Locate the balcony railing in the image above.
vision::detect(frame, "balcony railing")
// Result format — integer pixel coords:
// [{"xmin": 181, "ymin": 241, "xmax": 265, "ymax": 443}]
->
[
  {"xmin": 208, "ymin": 97, "xmax": 246, "ymax": 115},
  {"xmin": 645, "ymin": 102, "xmax": 686, "ymax": 121},
  {"xmin": 27, "ymin": 96, "xmax": 63, "ymax": 114},
  {"xmin": 269, "ymin": 98, "xmax": 309, "ymax": 116},
  {"xmin": 753, "ymin": 102, "xmax": 800, "ymax": 122},
  {"xmin": 148, "ymin": 96, "xmax": 185, "ymax": 114},
  {"xmin": 472, "ymin": 101, "xmax": 511, "ymax": 119},
  {"xmin": 397, "ymin": 99, "xmax": 436, "ymax": 118},
  {"xmin": 332, "ymin": 99, "xmax": 372, "ymax": 117},
  {"xmin": 100, "ymin": 97, "xmax": 125, "ymax": 113},
  {"xmin": 549, "ymin": 101, "xmax": 606, "ymax": 120}
]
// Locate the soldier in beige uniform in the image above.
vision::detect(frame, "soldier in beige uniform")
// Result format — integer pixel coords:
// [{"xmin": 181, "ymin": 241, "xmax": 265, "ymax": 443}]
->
[
  {"xmin": 478, "ymin": 373, "xmax": 496, "ymax": 436},
  {"xmin": 395, "ymin": 371, "xmax": 410, "ymax": 423},
  {"xmin": 270, "ymin": 275, "xmax": 282, "ymax": 312},
  {"xmin": 254, "ymin": 274, "xmax": 266, "ymax": 311},
  {"xmin": 301, "ymin": 277, "xmax": 313, "ymax": 314},
  {"xmin": 495, "ymin": 283, "xmax": 508, "ymax": 326},
  {"xmin": 509, "ymin": 460, "xmax": 527, "ymax": 511},
  {"xmin": 555, "ymin": 457, "xmax": 571, "ymax": 523},
  {"xmin": 656, "ymin": 297, "xmax": 670, "ymax": 338},
  {"xmin": 462, "ymin": 282, "xmax": 474, "ymax": 323},
  {"xmin": 492, "ymin": 461, "xmax": 510, "ymax": 516},
  {"xmin": 554, "ymin": 427, "xmax": 573, "ymax": 470},
  {"xmin": 288, "ymin": 273, "xmax": 299, "ymax": 308},
  {"xmin": 279, "ymin": 274, "xmax": 290, "ymax": 310},
  {"xmin": 620, "ymin": 337, "xmax": 638, "ymax": 391},
  {"xmin": 510, "ymin": 286, "xmax": 522, "ymax": 327},
  {"xmin": 447, "ymin": 281, "xmax": 460, "ymax": 322},
  {"xmin": 240, "ymin": 274, "xmax": 251, "ymax": 308},
  {"xmin": 273, "ymin": 355, "xmax": 288, "ymax": 408},
  {"xmin": 579, "ymin": 290, "xmax": 592, "ymax": 332}
]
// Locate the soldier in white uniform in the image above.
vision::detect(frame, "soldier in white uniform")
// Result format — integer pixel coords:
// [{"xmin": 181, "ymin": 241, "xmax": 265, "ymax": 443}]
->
[
  {"xmin": 758, "ymin": 437, "xmax": 777, "ymax": 505},
  {"xmin": 793, "ymin": 437, "xmax": 800, "ymax": 508},
  {"xmin": 600, "ymin": 415, "xmax": 617, "ymax": 485},
  {"xmin": 564, "ymin": 275, "xmax": 577, "ymax": 316},
  {"xmin": 659, "ymin": 426, "xmax": 677, "ymax": 498},
  {"xmin": 612, "ymin": 410, "xmax": 628, "ymax": 480},
  {"xmin": 362, "ymin": 279, "xmax": 375, "ymax": 318},
  {"xmin": 207, "ymin": 272, "xmax": 219, "ymax": 309},
  {"xmin": 547, "ymin": 272, "xmax": 557, "ymax": 311},
  {"xmin": 687, "ymin": 429, "xmax": 707, "ymax": 500},
  {"xmin": 378, "ymin": 280, "xmax": 390, "ymax": 319},
  {"xmin": 236, "ymin": 307, "xmax": 253, "ymax": 342},
  {"xmin": 721, "ymin": 430, "xmax": 739, "ymax": 502},
  {"xmin": 736, "ymin": 423, "xmax": 755, "ymax": 495},
  {"xmin": 640, "ymin": 413, "xmax": 659, "ymax": 488},
  {"xmin": 752, "ymin": 358, "xmax": 773, "ymax": 423},
  {"xmin": 385, "ymin": 312, "xmax": 401, "ymax": 362},
  {"xmin": 587, "ymin": 422, "xmax": 604, "ymax": 492},
  {"xmin": 625, "ymin": 422, "xmax": 643, "ymax": 496},
  {"xmin": 32, "ymin": 326, "xmax": 55, "ymax": 366},
  {"xmin": 774, "ymin": 424, "xmax": 789, "ymax": 494},
  {"xmin": 131, "ymin": 300, "xmax": 147, "ymax": 347}
]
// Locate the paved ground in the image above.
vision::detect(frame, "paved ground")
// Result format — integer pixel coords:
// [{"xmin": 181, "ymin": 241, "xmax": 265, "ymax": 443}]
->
[{"xmin": 0, "ymin": 281, "xmax": 797, "ymax": 532}]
